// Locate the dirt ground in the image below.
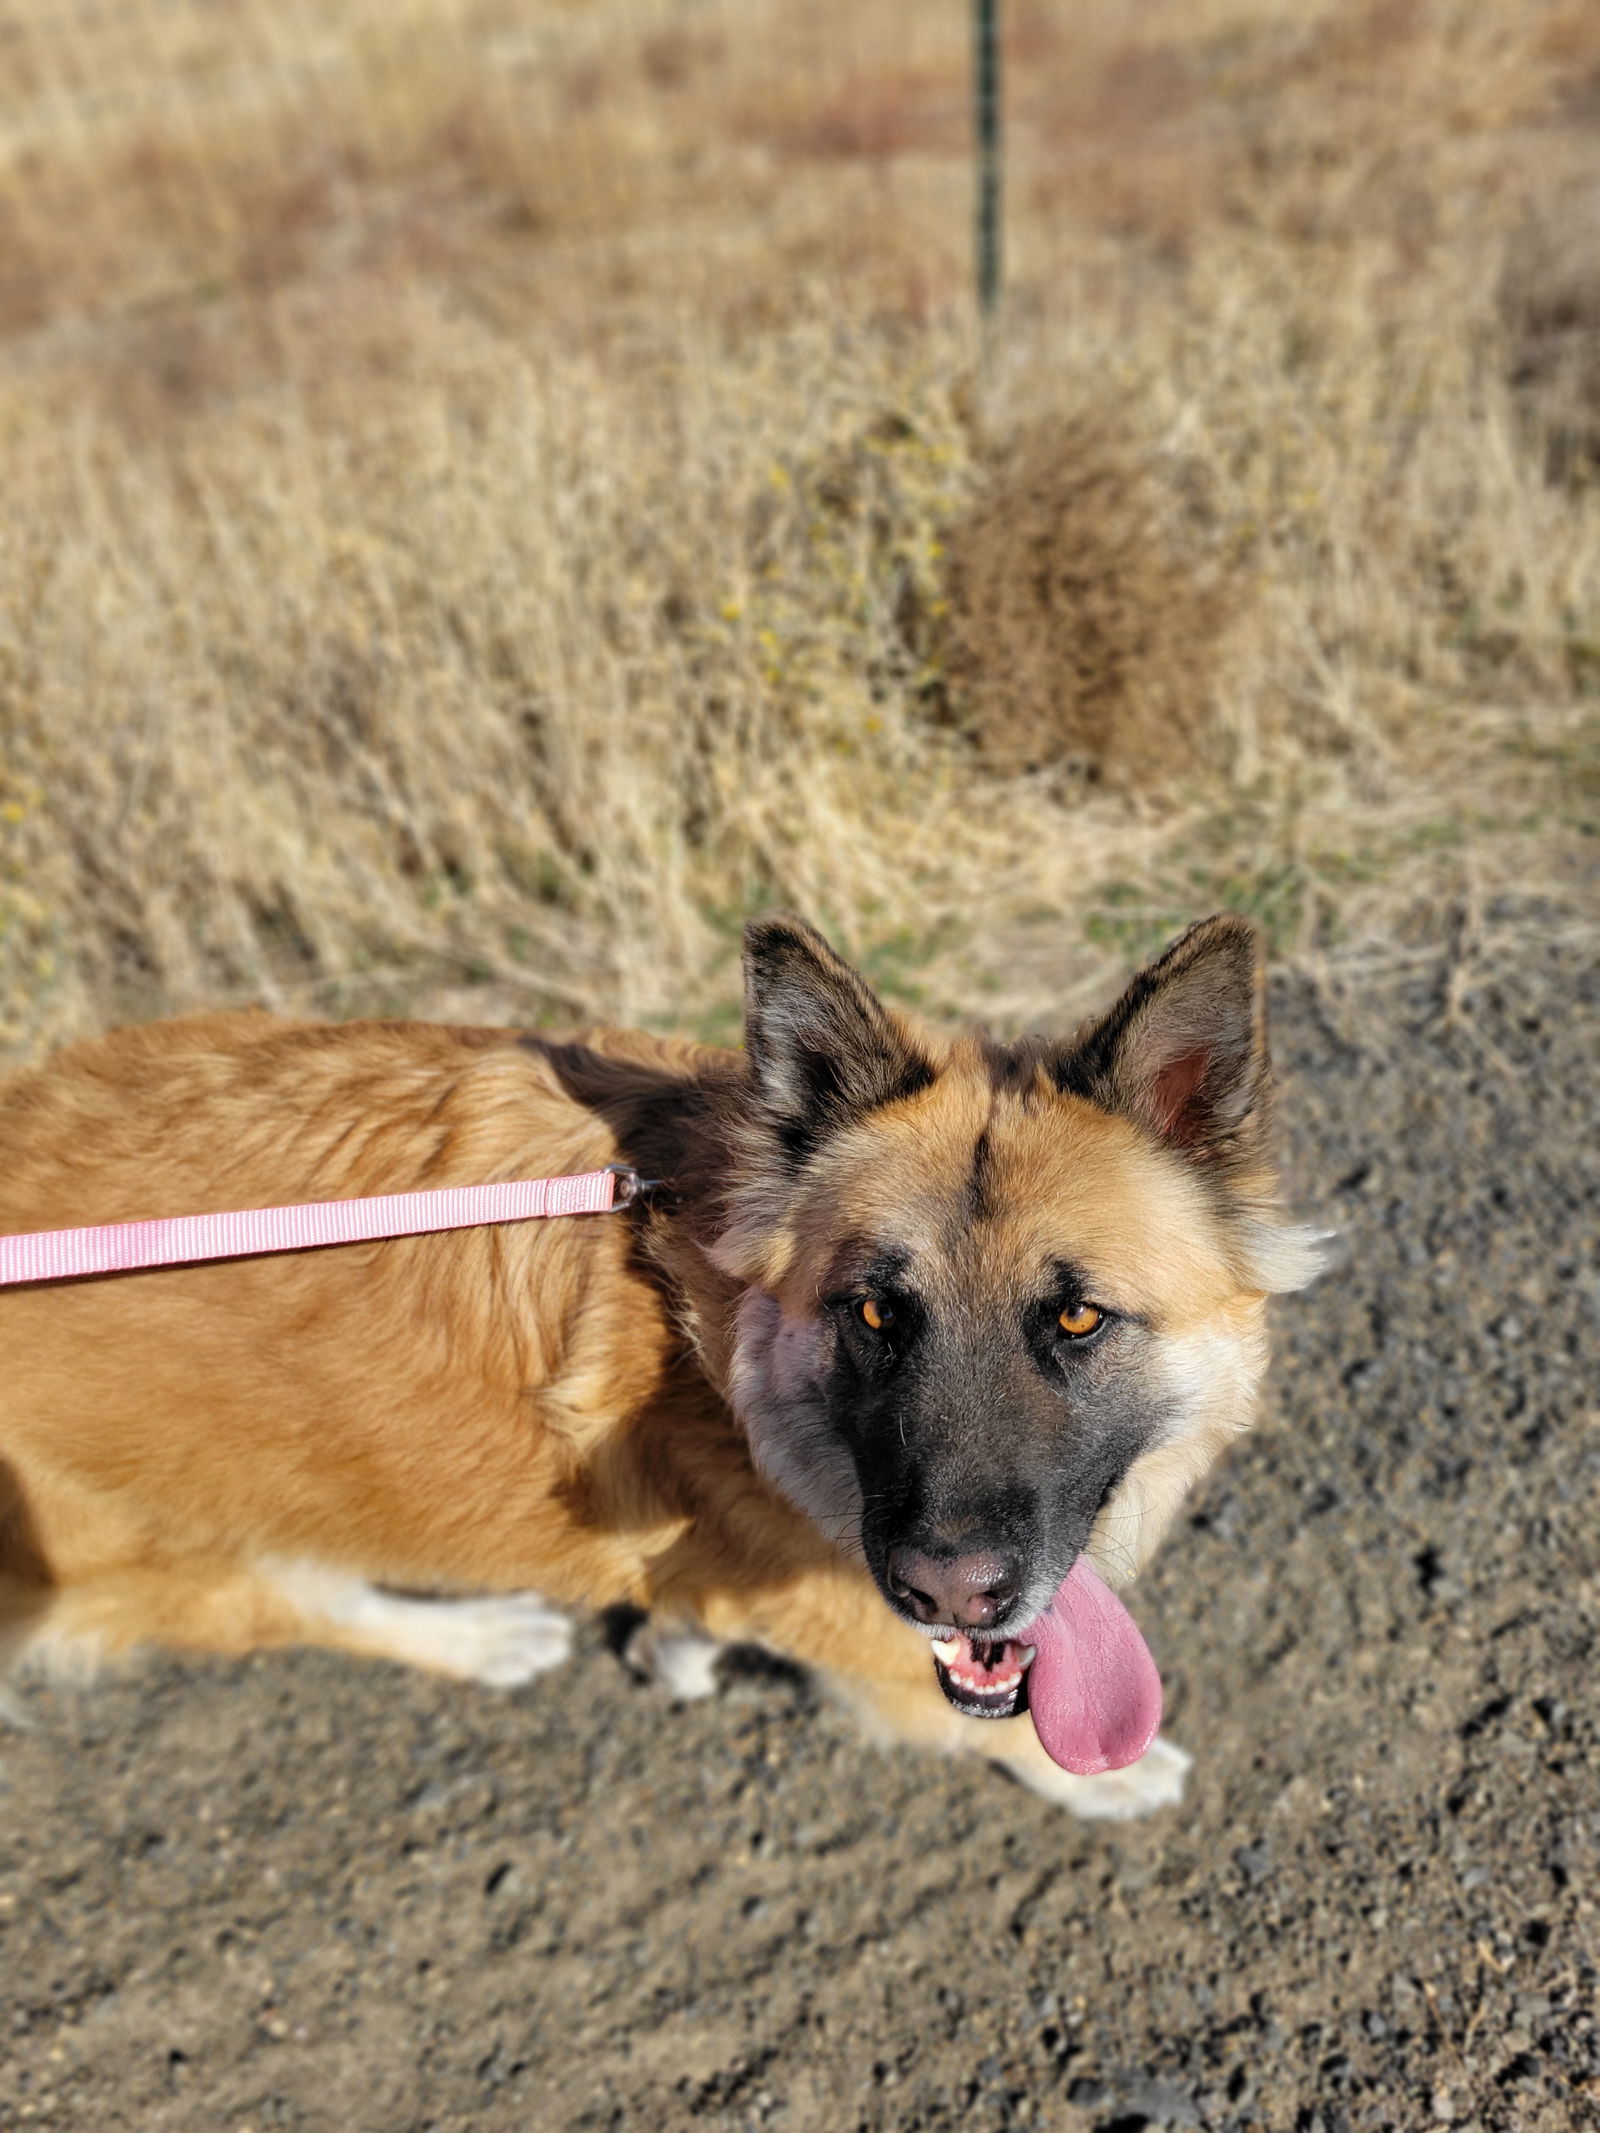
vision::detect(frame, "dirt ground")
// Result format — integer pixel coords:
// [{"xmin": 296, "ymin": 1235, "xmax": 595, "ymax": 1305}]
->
[{"xmin": 1, "ymin": 942, "xmax": 1596, "ymax": 2133}]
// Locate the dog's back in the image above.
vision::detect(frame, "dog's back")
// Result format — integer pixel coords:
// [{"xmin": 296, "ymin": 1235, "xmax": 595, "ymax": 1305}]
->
[{"xmin": 0, "ymin": 1013, "xmax": 700, "ymax": 1660}]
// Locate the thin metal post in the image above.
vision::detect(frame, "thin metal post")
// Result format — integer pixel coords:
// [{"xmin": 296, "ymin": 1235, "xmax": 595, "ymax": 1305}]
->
[{"xmin": 973, "ymin": 0, "xmax": 1002, "ymax": 320}]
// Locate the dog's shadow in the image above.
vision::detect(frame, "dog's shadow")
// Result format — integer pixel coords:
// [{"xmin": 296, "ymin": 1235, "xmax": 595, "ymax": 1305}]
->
[{"xmin": 0, "ymin": 1455, "xmax": 53, "ymax": 1656}]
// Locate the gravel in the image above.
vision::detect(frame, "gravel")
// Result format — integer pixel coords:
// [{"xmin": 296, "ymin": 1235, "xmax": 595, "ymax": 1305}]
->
[{"xmin": 2, "ymin": 944, "xmax": 1596, "ymax": 2133}]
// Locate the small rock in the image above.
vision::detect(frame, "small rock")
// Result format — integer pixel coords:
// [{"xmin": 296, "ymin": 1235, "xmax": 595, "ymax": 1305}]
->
[{"xmin": 1234, "ymin": 1841, "xmax": 1273, "ymax": 1883}]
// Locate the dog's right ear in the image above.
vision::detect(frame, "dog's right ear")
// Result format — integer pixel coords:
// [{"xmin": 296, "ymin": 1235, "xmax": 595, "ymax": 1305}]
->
[{"xmin": 742, "ymin": 917, "xmax": 936, "ymax": 1163}]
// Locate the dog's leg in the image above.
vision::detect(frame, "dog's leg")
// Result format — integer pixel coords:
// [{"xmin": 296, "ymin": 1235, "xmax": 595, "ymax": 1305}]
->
[
  {"xmin": 257, "ymin": 1563, "xmax": 574, "ymax": 1686},
  {"xmin": 621, "ymin": 1614, "xmax": 726, "ymax": 1700},
  {"xmin": 23, "ymin": 1561, "xmax": 572, "ymax": 1689}
]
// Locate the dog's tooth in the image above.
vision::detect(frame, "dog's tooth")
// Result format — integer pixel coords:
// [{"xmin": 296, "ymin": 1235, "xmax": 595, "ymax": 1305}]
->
[
  {"xmin": 1019, "ymin": 1645, "xmax": 1037, "ymax": 1668},
  {"xmin": 930, "ymin": 1636, "xmax": 962, "ymax": 1664}
]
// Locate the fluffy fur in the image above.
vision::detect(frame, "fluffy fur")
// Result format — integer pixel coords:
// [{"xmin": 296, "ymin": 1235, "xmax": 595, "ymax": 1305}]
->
[{"xmin": 0, "ymin": 916, "xmax": 1323, "ymax": 1817}]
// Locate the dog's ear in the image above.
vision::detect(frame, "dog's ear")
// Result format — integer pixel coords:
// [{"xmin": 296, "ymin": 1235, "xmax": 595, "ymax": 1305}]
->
[
  {"xmin": 1055, "ymin": 915, "xmax": 1269, "ymax": 1172},
  {"xmin": 743, "ymin": 916, "xmax": 936, "ymax": 1161}
]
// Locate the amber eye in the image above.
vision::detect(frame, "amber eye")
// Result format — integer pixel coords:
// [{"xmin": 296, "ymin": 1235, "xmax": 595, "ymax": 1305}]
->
[
  {"xmin": 857, "ymin": 1296, "xmax": 894, "ymax": 1332},
  {"xmin": 1058, "ymin": 1301, "xmax": 1103, "ymax": 1339}
]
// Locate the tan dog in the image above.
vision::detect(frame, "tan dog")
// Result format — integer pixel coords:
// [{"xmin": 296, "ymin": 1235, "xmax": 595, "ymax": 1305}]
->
[{"xmin": 0, "ymin": 916, "xmax": 1323, "ymax": 1818}]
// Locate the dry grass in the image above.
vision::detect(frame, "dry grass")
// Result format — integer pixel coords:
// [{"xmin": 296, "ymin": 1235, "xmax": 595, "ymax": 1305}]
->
[{"xmin": 1, "ymin": 0, "xmax": 1598, "ymax": 1065}]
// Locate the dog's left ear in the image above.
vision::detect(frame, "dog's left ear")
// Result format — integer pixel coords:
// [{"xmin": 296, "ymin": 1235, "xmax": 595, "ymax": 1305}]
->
[
  {"xmin": 743, "ymin": 916, "xmax": 936, "ymax": 1161},
  {"xmin": 1056, "ymin": 914, "xmax": 1269, "ymax": 1173}
]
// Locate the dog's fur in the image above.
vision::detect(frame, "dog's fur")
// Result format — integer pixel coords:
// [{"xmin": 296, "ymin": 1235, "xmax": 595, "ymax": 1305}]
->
[{"xmin": 0, "ymin": 916, "xmax": 1322, "ymax": 1817}]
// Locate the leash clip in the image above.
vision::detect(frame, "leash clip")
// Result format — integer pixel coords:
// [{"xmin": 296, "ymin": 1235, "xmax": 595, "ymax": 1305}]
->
[{"xmin": 604, "ymin": 1164, "xmax": 662, "ymax": 1209}]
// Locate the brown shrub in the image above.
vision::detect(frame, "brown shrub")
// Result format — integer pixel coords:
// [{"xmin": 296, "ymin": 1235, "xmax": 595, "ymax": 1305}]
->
[
  {"xmin": 1502, "ymin": 176, "xmax": 1600, "ymax": 484},
  {"xmin": 940, "ymin": 421, "xmax": 1239, "ymax": 787}
]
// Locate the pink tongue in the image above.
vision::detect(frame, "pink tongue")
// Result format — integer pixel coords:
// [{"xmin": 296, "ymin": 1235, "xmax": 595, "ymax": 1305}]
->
[{"xmin": 1024, "ymin": 1557, "xmax": 1162, "ymax": 1775}]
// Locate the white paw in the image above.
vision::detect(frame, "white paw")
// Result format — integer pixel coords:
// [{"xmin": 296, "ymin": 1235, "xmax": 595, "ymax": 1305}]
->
[
  {"xmin": 623, "ymin": 1618, "xmax": 724, "ymax": 1701},
  {"xmin": 1002, "ymin": 1733, "xmax": 1192, "ymax": 1820},
  {"xmin": 405, "ymin": 1592, "xmax": 574, "ymax": 1687},
  {"xmin": 265, "ymin": 1562, "xmax": 572, "ymax": 1687}
]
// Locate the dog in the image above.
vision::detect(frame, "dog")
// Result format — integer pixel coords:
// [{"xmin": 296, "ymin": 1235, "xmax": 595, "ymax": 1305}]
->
[{"xmin": 0, "ymin": 914, "xmax": 1323, "ymax": 1818}]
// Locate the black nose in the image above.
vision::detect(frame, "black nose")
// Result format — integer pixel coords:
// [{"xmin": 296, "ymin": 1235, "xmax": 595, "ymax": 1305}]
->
[{"xmin": 885, "ymin": 1547, "xmax": 1020, "ymax": 1631}]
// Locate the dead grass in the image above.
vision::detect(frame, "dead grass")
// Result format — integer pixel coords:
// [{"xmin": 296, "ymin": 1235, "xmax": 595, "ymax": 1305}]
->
[{"xmin": 0, "ymin": 0, "xmax": 1597, "ymax": 1066}]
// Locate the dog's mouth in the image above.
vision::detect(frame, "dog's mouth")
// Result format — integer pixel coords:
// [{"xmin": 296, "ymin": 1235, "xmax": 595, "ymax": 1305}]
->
[
  {"xmin": 930, "ymin": 1632, "xmax": 1034, "ymax": 1720},
  {"xmin": 923, "ymin": 1558, "xmax": 1165, "ymax": 1774}
]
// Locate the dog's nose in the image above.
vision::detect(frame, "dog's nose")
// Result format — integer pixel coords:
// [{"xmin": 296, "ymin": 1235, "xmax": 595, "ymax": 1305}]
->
[{"xmin": 885, "ymin": 1547, "xmax": 1020, "ymax": 1630}]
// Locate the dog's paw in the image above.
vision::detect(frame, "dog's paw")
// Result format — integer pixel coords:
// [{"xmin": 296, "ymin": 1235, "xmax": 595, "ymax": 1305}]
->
[
  {"xmin": 997, "ymin": 1732, "xmax": 1192, "ymax": 1820},
  {"xmin": 352, "ymin": 1587, "xmax": 573, "ymax": 1687},
  {"xmin": 265, "ymin": 1563, "xmax": 574, "ymax": 1687},
  {"xmin": 622, "ymin": 1617, "xmax": 724, "ymax": 1701},
  {"xmin": 425, "ymin": 1593, "xmax": 575, "ymax": 1687}
]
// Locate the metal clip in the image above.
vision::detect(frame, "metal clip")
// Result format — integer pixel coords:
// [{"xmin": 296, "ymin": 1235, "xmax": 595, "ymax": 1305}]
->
[{"xmin": 604, "ymin": 1164, "xmax": 662, "ymax": 1209}]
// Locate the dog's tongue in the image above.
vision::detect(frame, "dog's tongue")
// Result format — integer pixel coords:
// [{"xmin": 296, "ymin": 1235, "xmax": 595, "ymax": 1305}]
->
[{"xmin": 1024, "ymin": 1557, "xmax": 1162, "ymax": 1775}]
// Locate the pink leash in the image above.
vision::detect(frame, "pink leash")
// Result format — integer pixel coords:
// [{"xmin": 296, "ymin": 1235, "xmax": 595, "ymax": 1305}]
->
[{"xmin": 0, "ymin": 1165, "xmax": 644, "ymax": 1287}]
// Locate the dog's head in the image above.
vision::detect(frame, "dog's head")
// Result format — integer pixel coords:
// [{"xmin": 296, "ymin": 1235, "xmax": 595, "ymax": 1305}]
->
[{"xmin": 714, "ymin": 914, "xmax": 1326, "ymax": 1741}]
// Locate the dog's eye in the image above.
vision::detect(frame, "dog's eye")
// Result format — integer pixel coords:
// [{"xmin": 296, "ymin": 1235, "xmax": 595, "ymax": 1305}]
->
[
  {"xmin": 857, "ymin": 1296, "xmax": 894, "ymax": 1332},
  {"xmin": 1057, "ymin": 1301, "xmax": 1103, "ymax": 1339}
]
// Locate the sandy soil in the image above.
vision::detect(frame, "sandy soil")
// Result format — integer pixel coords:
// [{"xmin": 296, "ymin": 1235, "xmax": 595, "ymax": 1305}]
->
[{"xmin": 2, "ymin": 944, "xmax": 1597, "ymax": 2133}]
